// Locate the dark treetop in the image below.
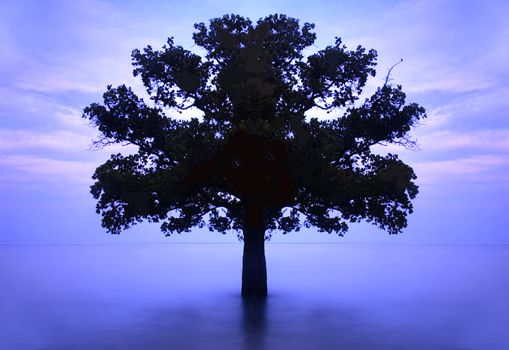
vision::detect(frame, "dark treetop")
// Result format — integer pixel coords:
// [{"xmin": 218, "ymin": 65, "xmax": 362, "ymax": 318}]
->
[{"xmin": 83, "ymin": 14, "xmax": 426, "ymax": 241}]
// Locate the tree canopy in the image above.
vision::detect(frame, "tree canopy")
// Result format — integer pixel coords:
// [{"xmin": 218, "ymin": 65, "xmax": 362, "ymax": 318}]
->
[{"xmin": 83, "ymin": 13, "xmax": 426, "ymax": 241}]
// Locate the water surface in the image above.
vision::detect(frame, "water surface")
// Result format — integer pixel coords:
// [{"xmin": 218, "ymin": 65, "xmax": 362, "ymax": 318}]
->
[{"xmin": 1, "ymin": 243, "xmax": 508, "ymax": 349}]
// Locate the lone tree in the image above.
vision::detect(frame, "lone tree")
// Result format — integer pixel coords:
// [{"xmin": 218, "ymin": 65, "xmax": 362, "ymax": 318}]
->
[{"xmin": 83, "ymin": 14, "xmax": 425, "ymax": 297}]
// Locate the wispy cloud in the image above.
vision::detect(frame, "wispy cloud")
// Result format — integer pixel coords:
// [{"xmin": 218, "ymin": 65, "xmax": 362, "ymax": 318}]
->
[
  {"xmin": 423, "ymin": 87, "xmax": 509, "ymax": 128},
  {"xmin": 0, "ymin": 129, "xmax": 93, "ymax": 153},
  {"xmin": 414, "ymin": 155, "xmax": 509, "ymax": 188},
  {"xmin": 324, "ymin": 0, "xmax": 509, "ymax": 95},
  {"xmin": 0, "ymin": 87, "xmax": 88, "ymax": 128},
  {"xmin": 418, "ymin": 129, "xmax": 509, "ymax": 153},
  {"xmin": 0, "ymin": 154, "xmax": 96, "ymax": 187},
  {"xmin": 1, "ymin": 0, "xmax": 167, "ymax": 95}
]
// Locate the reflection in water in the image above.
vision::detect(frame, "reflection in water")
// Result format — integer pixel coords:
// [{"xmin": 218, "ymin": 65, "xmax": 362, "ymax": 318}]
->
[
  {"xmin": 1, "ymin": 244, "xmax": 509, "ymax": 349},
  {"xmin": 242, "ymin": 296, "xmax": 267, "ymax": 349}
]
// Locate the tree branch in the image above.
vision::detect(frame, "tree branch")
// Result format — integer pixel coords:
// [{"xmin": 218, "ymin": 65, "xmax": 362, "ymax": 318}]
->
[{"xmin": 384, "ymin": 58, "xmax": 403, "ymax": 86}]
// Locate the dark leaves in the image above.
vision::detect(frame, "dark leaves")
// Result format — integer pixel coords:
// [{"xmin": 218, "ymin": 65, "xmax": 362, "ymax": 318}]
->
[
  {"xmin": 300, "ymin": 38, "xmax": 378, "ymax": 109},
  {"xmin": 83, "ymin": 14, "xmax": 425, "ymax": 238}
]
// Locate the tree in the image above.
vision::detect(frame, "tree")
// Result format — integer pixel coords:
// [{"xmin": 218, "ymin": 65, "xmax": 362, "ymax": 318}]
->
[{"xmin": 83, "ymin": 14, "xmax": 426, "ymax": 297}]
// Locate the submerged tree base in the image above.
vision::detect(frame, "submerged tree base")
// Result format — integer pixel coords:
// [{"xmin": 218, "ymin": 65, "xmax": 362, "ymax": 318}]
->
[
  {"xmin": 242, "ymin": 237, "xmax": 268, "ymax": 298},
  {"xmin": 242, "ymin": 292, "xmax": 268, "ymax": 299}
]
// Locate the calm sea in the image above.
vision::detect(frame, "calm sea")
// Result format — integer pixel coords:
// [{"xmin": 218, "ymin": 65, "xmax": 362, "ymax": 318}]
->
[{"xmin": 1, "ymin": 243, "xmax": 508, "ymax": 349}]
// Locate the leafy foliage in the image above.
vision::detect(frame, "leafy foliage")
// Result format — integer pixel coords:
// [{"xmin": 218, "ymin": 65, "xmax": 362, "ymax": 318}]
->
[{"xmin": 83, "ymin": 14, "xmax": 425, "ymax": 239}]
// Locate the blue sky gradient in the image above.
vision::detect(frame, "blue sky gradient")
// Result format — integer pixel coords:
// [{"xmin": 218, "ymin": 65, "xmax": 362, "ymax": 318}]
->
[{"xmin": 1, "ymin": 0, "xmax": 508, "ymax": 244}]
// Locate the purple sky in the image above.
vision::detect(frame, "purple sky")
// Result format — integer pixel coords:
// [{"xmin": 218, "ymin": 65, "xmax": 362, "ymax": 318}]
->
[{"xmin": 1, "ymin": 0, "xmax": 508, "ymax": 244}]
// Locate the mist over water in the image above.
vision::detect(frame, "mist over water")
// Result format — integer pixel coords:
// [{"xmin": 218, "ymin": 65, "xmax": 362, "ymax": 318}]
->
[{"xmin": 1, "ymin": 243, "xmax": 508, "ymax": 349}]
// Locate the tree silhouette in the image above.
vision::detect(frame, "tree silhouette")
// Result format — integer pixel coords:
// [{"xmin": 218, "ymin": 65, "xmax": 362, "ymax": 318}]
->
[{"xmin": 83, "ymin": 14, "xmax": 426, "ymax": 297}]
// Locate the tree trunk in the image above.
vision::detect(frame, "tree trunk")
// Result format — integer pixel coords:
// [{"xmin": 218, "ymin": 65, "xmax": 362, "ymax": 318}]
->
[
  {"xmin": 241, "ymin": 200, "xmax": 267, "ymax": 298},
  {"xmin": 242, "ymin": 229, "xmax": 267, "ymax": 297}
]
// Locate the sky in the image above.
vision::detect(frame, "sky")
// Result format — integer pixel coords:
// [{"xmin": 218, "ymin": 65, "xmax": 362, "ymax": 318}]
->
[{"xmin": 0, "ymin": 0, "xmax": 508, "ymax": 245}]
